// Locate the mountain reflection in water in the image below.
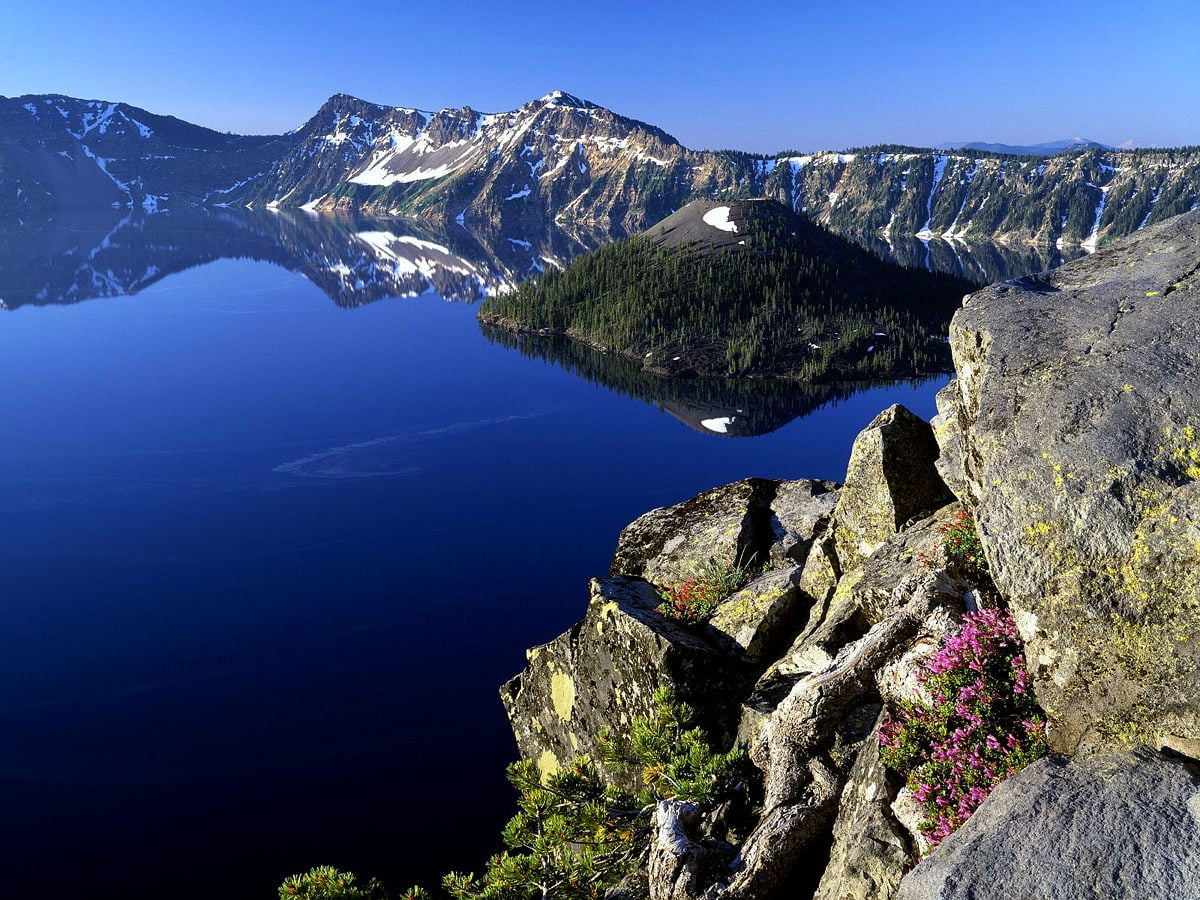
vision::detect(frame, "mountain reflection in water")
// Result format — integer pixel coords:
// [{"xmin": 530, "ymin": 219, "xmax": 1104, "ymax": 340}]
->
[
  {"xmin": 0, "ymin": 209, "xmax": 1079, "ymax": 438},
  {"xmin": 0, "ymin": 208, "xmax": 1079, "ymax": 313}
]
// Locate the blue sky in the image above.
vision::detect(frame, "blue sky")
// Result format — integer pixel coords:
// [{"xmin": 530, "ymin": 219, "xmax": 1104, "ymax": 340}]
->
[{"xmin": 3, "ymin": 0, "xmax": 1197, "ymax": 152}]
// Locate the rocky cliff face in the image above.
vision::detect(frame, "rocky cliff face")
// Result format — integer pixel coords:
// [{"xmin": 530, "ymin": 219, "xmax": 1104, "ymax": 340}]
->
[
  {"xmin": 500, "ymin": 211, "xmax": 1200, "ymax": 899},
  {"xmin": 5, "ymin": 91, "xmax": 1199, "ymax": 253},
  {"xmin": 947, "ymin": 210, "xmax": 1200, "ymax": 754}
]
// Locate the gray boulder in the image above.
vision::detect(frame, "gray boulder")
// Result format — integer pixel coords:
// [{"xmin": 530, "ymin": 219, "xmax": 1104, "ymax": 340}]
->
[
  {"xmin": 610, "ymin": 478, "xmax": 838, "ymax": 586},
  {"xmin": 831, "ymin": 405, "xmax": 952, "ymax": 574},
  {"xmin": 766, "ymin": 479, "xmax": 840, "ymax": 568},
  {"xmin": 706, "ymin": 566, "xmax": 809, "ymax": 664},
  {"xmin": 896, "ymin": 749, "xmax": 1200, "ymax": 900},
  {"xmin": 950, "ymin": 211, "xmax": 1200, "ymax": 752}
]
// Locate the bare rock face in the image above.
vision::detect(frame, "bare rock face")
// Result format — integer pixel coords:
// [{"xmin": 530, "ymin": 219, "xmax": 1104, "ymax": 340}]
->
[
  {"xmin": 738, "ymin": 504, "xmax": 961, "ymax": 742},
  {"xmin": 950, "ymin": 211, "xmax": 1200, "ymax": 753},
  {"xmin": 813, "ymin": 715, "xmax": 915, "ymax": 900},
  {"xmin": 767, "ymin": 480, "xmax": 841, "ymax": 568},
  {"xmin": 706, "ymin": 567, "xmax": 807, "ymax": 664},
  {"xmin": 896, "ymin": 749, "xmax": 1200, "ymax": 900},
  {"xmin": 611, "ymin": 478, "xmax": 838, "ymax": 585},
  {"xmin": 500, "ymin": 577, "xmax": 751, "ymax": 787},
  {"xmin": 831, "ymin": 405, "xmax": 952, "ymax": 574},
  {"xmin": 929, "ymin": 380, "xmax": 966, "ymax": 499},
  {"xmin": 506, "ymin": 477, "xmax": 845, "ymax": 791}
]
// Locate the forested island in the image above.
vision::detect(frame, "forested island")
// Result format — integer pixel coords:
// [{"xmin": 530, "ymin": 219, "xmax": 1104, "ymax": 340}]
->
[{"xmin": 478, "ymin": 199, "xmax": 974, "ymax": 379}]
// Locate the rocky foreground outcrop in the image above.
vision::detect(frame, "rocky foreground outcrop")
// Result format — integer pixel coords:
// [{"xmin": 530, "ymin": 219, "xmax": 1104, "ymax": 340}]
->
[
  {"xmin": 950, "ymin": 210, "xmax": 1200, "ymax": 754},
  {"xmin": 897, "ymin": 749, "xmax": 1200, "ymax": 900},
  {"xmin": 502, "ymin": 211, "xmax": 1200, "ymax": 898}
]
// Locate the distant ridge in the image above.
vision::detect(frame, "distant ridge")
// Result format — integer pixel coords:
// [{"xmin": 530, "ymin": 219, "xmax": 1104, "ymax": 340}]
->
[{"xmin": 934, "ymin": 137, "xmax": 1116, "ymax": 156}]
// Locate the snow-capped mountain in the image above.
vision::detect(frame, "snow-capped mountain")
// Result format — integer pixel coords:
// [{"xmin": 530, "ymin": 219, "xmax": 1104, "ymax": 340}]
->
[
  {"xmin": 0, "ymin": 94, "xmax": 290, "ymax": 218},
  {"xmin": 3, "ymin": 91, "xmax": 1199, "ymax": 251},
  {"xmin": 238, "ymin": 90, "xmax": 742, "ymax": 235}
]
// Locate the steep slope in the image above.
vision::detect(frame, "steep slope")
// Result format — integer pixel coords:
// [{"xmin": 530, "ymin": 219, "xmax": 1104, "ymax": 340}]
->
[
  {"xmin": 479, "ymin": 198, "xmax": 972, "ymax": 378},
  {"xmin": 767, "ymin": 148, "xmax": 1200, "ymax": 248},
  {"xmin": 243, "ymin": 94, "xmax": 1200, "ymax": 248},
  {"xmin": 239, "ymin": 90, "xmax": 749, "ymax": 235}
]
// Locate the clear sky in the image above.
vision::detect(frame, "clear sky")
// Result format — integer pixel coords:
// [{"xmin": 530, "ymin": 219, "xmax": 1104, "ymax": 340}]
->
[{"xmin": 3, "ymin": 0, "xmax": 1197, "ymax": 152}]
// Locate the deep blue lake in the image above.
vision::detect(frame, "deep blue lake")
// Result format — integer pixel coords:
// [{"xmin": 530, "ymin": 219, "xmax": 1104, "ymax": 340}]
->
[{"xmin": 0, "ymin": 210, "xmax": 983, "ymax": 899}]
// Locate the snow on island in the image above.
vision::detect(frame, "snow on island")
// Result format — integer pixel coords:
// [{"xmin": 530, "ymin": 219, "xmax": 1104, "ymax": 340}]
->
[
  {"xmin": 702, "ymin": 205, "xmax": 738, "ymax": 233},
  {"xmin": 700, "ymin": 416, "xmax": 737, "ymax": 434}
]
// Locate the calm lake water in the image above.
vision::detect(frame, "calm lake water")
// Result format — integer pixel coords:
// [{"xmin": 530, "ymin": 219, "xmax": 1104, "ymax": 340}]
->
[{"xmin": 0, "ymin": 210, "xmax": 1053, "ymax": 899}]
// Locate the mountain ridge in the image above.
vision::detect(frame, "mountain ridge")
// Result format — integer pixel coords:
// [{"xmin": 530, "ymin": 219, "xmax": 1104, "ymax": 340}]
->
[{"xmin": 2, "ymin": 91, "xmax": 1197, "ymax": 251}]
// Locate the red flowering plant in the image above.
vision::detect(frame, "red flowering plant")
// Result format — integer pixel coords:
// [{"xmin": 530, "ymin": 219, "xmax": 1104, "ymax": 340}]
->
[
  {"xmin": 877, "ymin": 607, "xmax": 1048, "ymax": 848},
  {"xmin": 916, "ymin": 507, "xmax": 988, "ymax": 582},
  {"xmin": 656, "ymin": 559, "xmax": 751, "ymax": 625}
]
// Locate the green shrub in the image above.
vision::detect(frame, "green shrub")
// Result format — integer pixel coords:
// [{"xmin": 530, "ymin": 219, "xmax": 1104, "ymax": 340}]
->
[
  {"xmin": 917, "ymin": 507, "xmax": 988, "ymax": 581},
  {"xmin": 399, "ymin": 686, "xmax": 744, "ymax": 899},
  {"xmin": 279, "ymin": 866, "xmax": 389, "ymax": 900},
  {"xmin": 601, "ymin": 685, "xmax": 747, "ymax": 807}
]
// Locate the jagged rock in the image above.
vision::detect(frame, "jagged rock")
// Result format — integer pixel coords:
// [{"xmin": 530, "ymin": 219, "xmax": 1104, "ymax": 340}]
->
[
  {"xmin": 500, "ymin": 577, "xmax": 750, "ymax": 787},
  {"xmin": 707, "ymin": 567, "xmax": 808, "ymax": 664},
  {"xmin": 950, "ymin": 211, "xmax": 1200, "ymax": 752},
  {"xmin": 831, "ymin": 405, "xmax": 952, "ymax": 574},
  {"xmin": 610, "ymin": 478, "xmax": 835, "ymax": 586},
  {"xmin": 796, "ymin": 532, "xmax": 843, "ymax": 617},
  {"xmin": 929, "ymin": 381, "xmax": 965, "ymax": 499},
  {"xmin": 738, "ymin": 507, "xmax": 961, "ymax": 742},
  {"xmin": 896, "ymin": 749, "xmax": 1200, "ymax": 900},
  {"xmin": 766, "ymin": 480, "xmax": 840, "ymax": 568},
  {"xmin": 723, "ymin": 570, "xmax": 969, "ymax": 899},
  {"xmin": 609, "ymin": 479, "xmax": 772, "ymax": 584},
  {"xmin": 813, "ymin": 714, "xmax": 915, "ymax": 900}
]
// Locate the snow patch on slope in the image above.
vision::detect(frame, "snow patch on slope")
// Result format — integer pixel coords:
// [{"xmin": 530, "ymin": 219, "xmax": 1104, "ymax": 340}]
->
[{"xmin": 702, "ymin": 205, "xmax": 738, "ymax": 232}]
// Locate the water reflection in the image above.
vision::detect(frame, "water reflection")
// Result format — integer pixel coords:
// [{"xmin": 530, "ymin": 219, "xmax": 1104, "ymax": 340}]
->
[
  {"xmin": 859, "ymin": 233, "xmax": 1086, "ymax": 285},
  {"xmin": 481, "ymin": 326, "xmax": 941, "ymax": 437},
  {"xmin": 0, "ymin": 209, "xmax": 605, "ymax": 310},
  {"xmin": 0, "ymin": 208, "xmax": 1078, "ymax": 313}
]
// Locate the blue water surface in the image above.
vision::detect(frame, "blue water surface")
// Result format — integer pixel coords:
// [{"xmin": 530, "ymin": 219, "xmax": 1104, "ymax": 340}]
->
[{"xmin": 0, "ymin": 237, "xmax": 945, "ymax": 898}]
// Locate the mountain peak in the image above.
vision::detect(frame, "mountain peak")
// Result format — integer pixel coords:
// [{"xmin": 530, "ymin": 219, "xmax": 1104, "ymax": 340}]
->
[{"xmin": 536, "ymin": 90, "xmax": 593, "ymax": 109}]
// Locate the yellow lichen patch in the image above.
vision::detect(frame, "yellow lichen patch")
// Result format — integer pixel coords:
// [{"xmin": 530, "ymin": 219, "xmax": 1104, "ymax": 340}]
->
[
  {"xmin": 550, "ymin": 670, "xmax": 576, "ymax": 721},
  {"xmin": 594, "ymin": 599, "xmax": 619, "ymax": 635},
  {"xmin": 536, "ymin": 750, "xmax": 561, "ymax": 781},
  {"xmin": 1146, "ymin": 290, "xmax": 1161, "ymax": 297},
  {"xmin": 831, "ymin": 567, "xmax": 865, "ymax": 604},
  {"xmin": 718, "ymin": 584, "xmax": 784, "ymax": 620}
]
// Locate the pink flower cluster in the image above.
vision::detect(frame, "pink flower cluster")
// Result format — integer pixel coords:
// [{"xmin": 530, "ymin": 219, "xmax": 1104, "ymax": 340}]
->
[{"xmin": 878, "ymin": 607, "xmax": 1048, "ymax": 848}]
